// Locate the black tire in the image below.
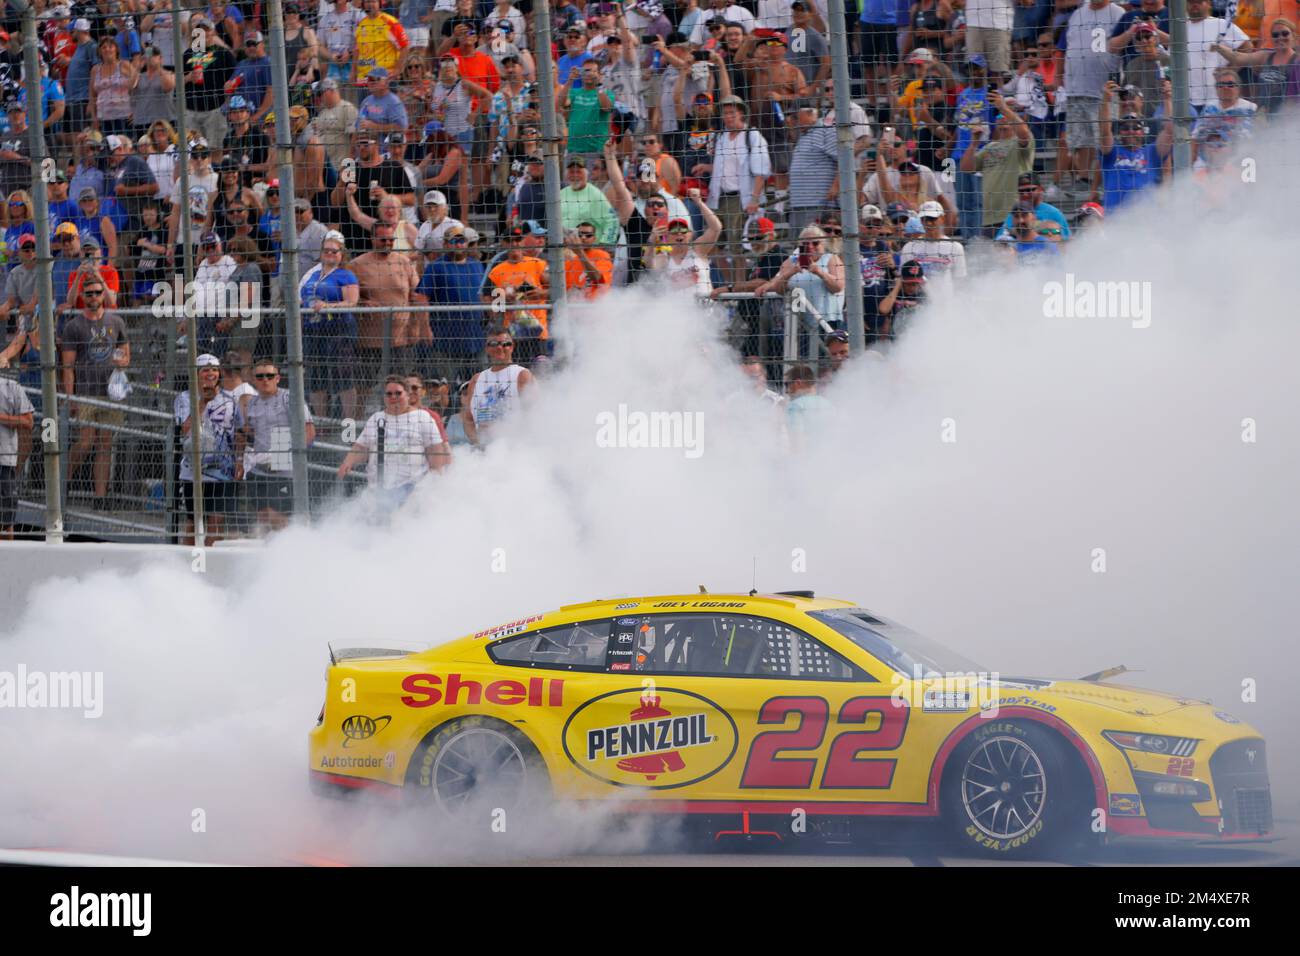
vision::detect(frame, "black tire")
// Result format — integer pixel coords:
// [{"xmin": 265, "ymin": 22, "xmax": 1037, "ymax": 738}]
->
[
  {"xmin": 407, "ymin": 716, "xmax": 550, "ymax": 818},
  {"xmin": 942, "ymin": 719, "xmax": 1082, "ymax": 858}
]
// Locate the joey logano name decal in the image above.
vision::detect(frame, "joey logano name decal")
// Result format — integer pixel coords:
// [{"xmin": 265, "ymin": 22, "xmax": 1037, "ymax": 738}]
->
[{"xmin": 562, "ymin": 688, "xmax": 739, "ymax": 790}]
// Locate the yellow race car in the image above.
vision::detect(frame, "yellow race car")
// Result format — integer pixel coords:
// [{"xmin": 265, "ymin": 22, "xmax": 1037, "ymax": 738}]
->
[{"xmin": 308, "ymin": 592, "xmax": 1272, "ymax": 855}]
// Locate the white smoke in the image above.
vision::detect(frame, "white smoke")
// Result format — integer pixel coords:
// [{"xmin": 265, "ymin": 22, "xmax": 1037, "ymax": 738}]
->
[{"xmin": 1, "ymin": 136, "xmax": 1296, "ymax": 862}]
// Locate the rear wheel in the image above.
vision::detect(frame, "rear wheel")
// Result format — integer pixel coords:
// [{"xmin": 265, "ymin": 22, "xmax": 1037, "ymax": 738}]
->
[
  {"xmin": 943, "ymin": 720, "xmax": 1082, "ymax": 858},
  {"xmin": 408, "ymin": 717, "xmax": 550, "ymax": 817}
]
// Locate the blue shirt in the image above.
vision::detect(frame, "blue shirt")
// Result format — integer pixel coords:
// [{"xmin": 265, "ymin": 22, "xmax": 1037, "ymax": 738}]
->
[
  {"xmin": 357, "ymin": 91, "xmax": 409, "ymax": 131},
  {"xmin": 1101, "ymin": 143, "xmax": 1161, "ymax": 210},
  {"xmin": 230, "ymin": 56, "xmax": 272, "ymax": 112},
  {"xmin": 259, "ymin": 210, "xmax": 282, "ymax": 273},
  {"xmin": 299, "ymin": 264, "xmax": 358, "ymax": 334},
  {"xmin": 52, "ymin": 255, "xmax": 77, "ymax": 306},
  {"xmin": 860, "ymin": 0, "xmax": 896, "ymax": 25},
  {"xmin": 67, "ymin": 42, "xmax": 97, "ymax": 103},
  {"xmin": 116, "ymin": 29, "xmax": 143, "ymax": 62},
  {"xmin": 48, "ymin": 198, "xmax": 78, "ymax": 231},
  {"xmin": 419, "ymin": 257, "xmax": 486, "ymax": 356},
  {"xmin": 16, "ymin": 78, "xmax": 65, "ymax": 126},
  {"xmin": 1014, "ymin": 240, "xmax": 1061, "ymax": 264},
  {"xmin": 1000, "ymin": 201, "xmax": 1071, "ymax": 239},
  {"xmin": 557, "ymin": 51, "xmax": 594, "ymax": 89},
  {"xmin": 953, "ymin": 87, "xmax": 994, "ymax": 162}
]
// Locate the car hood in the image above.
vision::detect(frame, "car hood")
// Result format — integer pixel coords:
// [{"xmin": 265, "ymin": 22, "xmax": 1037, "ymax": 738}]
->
[{"xmin": 998, "ymin": 677, "xmax": 1206, "ymax": 717}]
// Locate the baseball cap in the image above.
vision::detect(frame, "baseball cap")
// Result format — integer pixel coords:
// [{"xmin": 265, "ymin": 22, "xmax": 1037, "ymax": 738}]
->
[
  {"xmin": 754, "ymin": 216, "xmax": 776, "ymax": 235},
  {"xmin": 322, "ymin": 229, "xmax": 346, "ymax": 245},
  {"xmin": 666, "ymin": 217, "xmax": 691, "ymax": 230},
  {"xmin": 422, "ymin": 119, "xmax": 444, "ymax": 140},
  {"xmin": 860, "ymin": 204, "xmax": 884, "ymax": 222},
  {"xmin": 967, "ymin": 53, "xmax": 988, "ymax": 69},
  {"xmin": 1011, "ymin": 201, "xmax": 1037, "ymax": 214},
  {"xmin": 903, "ymin": 218, "xmax": 924, "ymax": 236},
  {"xmin": 368, "ymin": 66, "xmax": 389, "ymax": 80},
  {"xmin": 900, "ymin": 260, "xmax": 925, "ymax": 280},
  {"xmin": 918, "ymin": 200, "xmax": 944, "ymax": 219},
  {"xmin": 81, "ymin": 234, "xmax": 101, "ymax": 251},
  {"xmin": 423, "ymin": 189, "xmax": 447, "ymax": 205},
  {"xmin": 905, "ymin": 48, "xmax": 935, "ymax": 65},
  {"xmin": 319, "ymin": 77, "xmax": 339, "ymax": 92},
  {"xmin": 462, "ymin": 227, "xmax": 479, "ymax": 243},
  {"xmin": 1017, "ymin": 172, "xmax": 1039, "ymax": 187},
  {"xmin": 72, "ymin": 17, "xmax": 91, "ymax": 31},
  {"xmin": 106, "ymin": 134, "xmax": 129, "ymax": 151},
  {"xmin": 718, "ymin": 95, "xmax": 746, "ymax": 107},
  {"xmin": 200, "ymin": 231, "xmax": 221, "ymax": 246},
  {"xmin": 197, "ymin": 354, "xmax": 221, "ymax": 368},
  {"xmin": 245, "ymin": 30, "xmax": 264, "ymax": 44},
  {"xmin": 526, "ymin": 220, "xmax": 547, "ymax": 236},
  {"xmin": 55, "ymin": 222, "xmax": 79, "ymax": 237},
  {"xmin": 885, "ymin": 202, "xmax": 911, "ymax": 222},
  {"xmin": 292, "ymin": 197, "xmax": 311, "ymax": 212},
  {"xmin": 288, "ymin": 105, "xmax": 309, "ymax": 123},
  {"xmin": 1135, "ymin": 21, "xmax": 1156, "ymax": 34},
  {"xmin": 565, "ymin": 155, "xmax": 587, "ymax": 168},
  {"xmin": 18, "ymin": 234, "xmax": 35, "ymax": 248},
  {"xmin": 226, "ymin": 94, "xmax": 250, "ymax": 112},
  {"xmin": 77, "ymin": 186, "xmax": 97, "ymax": 201},
  {"xmin": 525, "ymin": 154, "xmax": 544, "ymax": 164},
  {"xmin": 1080, "ymin": 201, "xmax": 1105, "ymax": 220},
  {"xmin": 694, "ymin": 91, "xmax": 714, "ymax": 105},
  {"xmin": 386, "ymin": 131, "xmax": 406, "ymax": 145}
]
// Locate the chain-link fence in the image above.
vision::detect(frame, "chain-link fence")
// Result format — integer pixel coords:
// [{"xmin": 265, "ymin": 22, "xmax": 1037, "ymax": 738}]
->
[{"xmin": 0, "ymin": 0, "xmax": 1289, "ymax": 541}]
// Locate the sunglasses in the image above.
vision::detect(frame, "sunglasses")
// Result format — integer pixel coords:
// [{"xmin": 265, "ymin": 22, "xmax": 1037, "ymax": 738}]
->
[
  {"xmin": 668, "ymin": 227, "xmax": 690, "ymax": 234},
  {"xmin": 384, "ymin": 390, "xmax": 406, "ymax": 397},
  {"xmin": 7, "ymin": 200, "xmax": 25, "ymax": 207},
  {"xmin": 577, "ymin": 231, "xmax": 596, "ymax": 238},
  {"xmin": 229, "ymin": 207, "xmax": 247, "ymax": 213},
  {"xmin": 254, "ymin": 372, "xmax": 279, "ymax": 379},
  {"xmin": 406, "ymin": 383, "xmax": 423, "ymax": 390},
  {"xmin": 1273, "ymin": 31, "xmax": 1292, "ymax": 38},
  {"xmin": 322, "ymin": 245, "xmax": 343, "ymax": 253},
  {"xmin": 83, "ymin": 289, "xmax": 104, "ymax": 295},
  {"xmin": 1038, "ymin": 228, "xmax": 1062, "ymax": 237},
  {"xmin": 488, "ymin": 341, "xmax": 514, "ymax": 348},
  {"xmin": 822, "ymin": 227, "xmax": 842, "ymax": 235},
  {"xmin": 447, "ymin": 235, "xmax": 467, "ymax": 244},
  {"xmin": 1216, "ymin": 81, "xmax": 1239, "ymax": 87}
]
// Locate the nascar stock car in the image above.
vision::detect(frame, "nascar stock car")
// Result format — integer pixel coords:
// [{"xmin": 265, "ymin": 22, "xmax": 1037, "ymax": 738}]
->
[{"xmin": 309, "ymin": 592, "xmax": 1272, "ymax": 855}]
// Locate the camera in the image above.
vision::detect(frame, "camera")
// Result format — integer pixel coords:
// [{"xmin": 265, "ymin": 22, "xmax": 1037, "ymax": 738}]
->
[{"xmin": 692, "ymin": 51, "xmax": 710, "ymax": 62}]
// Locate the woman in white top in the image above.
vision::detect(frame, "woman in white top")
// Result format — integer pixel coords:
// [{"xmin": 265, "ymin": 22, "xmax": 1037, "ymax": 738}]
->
[
  {"xmin": 648, "ymin": 187, "xmax": 722, "ymax": 297},
  {"xmin": 755, "ymin": 225, "xmax": 846, "ymax": 326}
]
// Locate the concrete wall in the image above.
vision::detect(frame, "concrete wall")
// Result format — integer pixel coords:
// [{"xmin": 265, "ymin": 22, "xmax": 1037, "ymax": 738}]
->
[{"xmin": 0, "ymin": 542, "xmax": 256, "ymax": 620}]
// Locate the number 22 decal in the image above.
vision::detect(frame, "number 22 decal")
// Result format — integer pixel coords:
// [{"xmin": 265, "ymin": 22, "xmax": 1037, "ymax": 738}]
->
[{"xmin": 739, "ymin": 696, "xmax": 909, "ymax": 789}]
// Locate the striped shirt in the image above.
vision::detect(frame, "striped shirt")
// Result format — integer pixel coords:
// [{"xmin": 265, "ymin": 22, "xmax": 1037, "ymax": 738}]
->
[{"xmin": 788, "ymin": 123, "xmax": 838, "ymax": 211}]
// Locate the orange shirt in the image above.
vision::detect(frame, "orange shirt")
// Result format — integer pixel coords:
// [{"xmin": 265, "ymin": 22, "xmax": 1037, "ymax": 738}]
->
[
  {"xmin": 564, "ymin": 248, "xmax": 613, "ymax": 299},
  {"xmin": 487, "ymin": 256, "xmax": 549, "ymax": 335},
  {"xmin": 451, "ymin": 49, "xmax": 501, "ymax": 109},
  {"xmin": 68, "ymin": 265, "xmax": 121, "ymax": 310}
]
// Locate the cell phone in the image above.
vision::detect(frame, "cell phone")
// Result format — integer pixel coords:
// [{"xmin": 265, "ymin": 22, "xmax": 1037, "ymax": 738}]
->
[
  {"xmin": 693, "ymin": 51, "xmax": 710, "ymax": 62},
  {"xmin": 798, "ymin": 250, "xmax": 812, "ymax": 269},
  {"xmin": 1108, "ymin": 72, "xmax": 1122, "ymax": 86}
]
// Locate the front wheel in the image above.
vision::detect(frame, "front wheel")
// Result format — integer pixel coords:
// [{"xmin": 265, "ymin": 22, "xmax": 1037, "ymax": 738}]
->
[{"xmin": 943, "ymin": 720, "xmax": 1081, "ymax": 858}]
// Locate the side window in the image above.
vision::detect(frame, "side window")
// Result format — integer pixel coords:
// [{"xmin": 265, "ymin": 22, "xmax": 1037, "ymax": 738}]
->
[
  {"xmin": 490, "ymin": 619, "xmax": 612, "ymax": 671},
  {"xmin": 630, "ymin": 614, "xmax": 862, "ymax": 680}
]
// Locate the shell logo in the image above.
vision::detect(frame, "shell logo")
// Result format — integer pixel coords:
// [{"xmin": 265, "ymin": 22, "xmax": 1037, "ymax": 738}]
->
[{"xmin": 562, "ymin": 688, "xmax": 739, "ymax": 790}]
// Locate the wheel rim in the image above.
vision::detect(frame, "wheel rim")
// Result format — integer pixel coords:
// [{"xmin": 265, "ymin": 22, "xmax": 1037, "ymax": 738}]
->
[
  {"xmin": 430, "ymin": 728, "xmax": 528, "ymax": 811},
  {"xmin": 961, "ymin": 735, "xmax": 1047, "ymax": 840}
]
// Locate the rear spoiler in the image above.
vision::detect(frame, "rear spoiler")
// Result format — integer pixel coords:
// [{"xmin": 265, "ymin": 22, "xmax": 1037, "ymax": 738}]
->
[
  {"xmin": 328, "ymin": 643, "xmax": 413, "ymax": 663},
  {"xmin": 1078, "ymin": 664, "xmax": 1136, "ymax": 682}
]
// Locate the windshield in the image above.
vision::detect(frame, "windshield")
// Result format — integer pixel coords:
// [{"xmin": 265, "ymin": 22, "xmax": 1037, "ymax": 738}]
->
[{"xmin": 809, "ymin": 609, "xmax": 986, "ymax": 678}]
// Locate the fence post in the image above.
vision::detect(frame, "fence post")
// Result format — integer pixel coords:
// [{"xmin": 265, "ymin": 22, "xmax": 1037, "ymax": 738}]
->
[
  {"xmin": 533, "ymin": 0, "xmax": 567, "ymax": 336},
  {"xmin": 827, "ymin": 0, "xmax": 866, "ymax": 354},
  {"xmin": 266, "ymin": 0, "xmax": 312, "ymax": 518},
  {"xmin": 171, "ymin": 0, "xmax": 205, "ymax": 543},
  {"xmin": 18, "ymin": 1, "xmax": 63, "ymax": 541},
  {"xmin": 1168, "ymin": 0, "xmax": 1193, "ymax": 174}
]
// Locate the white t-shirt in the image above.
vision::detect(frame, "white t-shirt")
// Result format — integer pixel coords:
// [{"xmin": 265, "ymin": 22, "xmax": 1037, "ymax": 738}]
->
[
  {"xmin": 964, "ymin": 0, "xmax": 1015, "ymax": 32},
  {"xmin": 900, "ymin": 237, "xmax": 968, "ymax": 288},
  {"xmin": 661, "ymin": 250, "xmax": 713, "ymax": 296},
  {"xmin": 1186, "ymin": 19, "xmax": 1249, "ymax": 106},
  {"xmin": 416, "ymin": 216, "xmax": 465, "ymax": 252},
  {"xmin": 359, "ymin": 409, "xmax": 442, "ymax": 489},
  {"xmin": 756, "ymin": 0, "xmax": 794, "ymax": 30},
  {"xmin": 691, "ymin": 5, "xmax": 756, "ymax": 44},
  {"xmin": 470, "ymin": 364, "xmax": 525, "ymax": 429}
]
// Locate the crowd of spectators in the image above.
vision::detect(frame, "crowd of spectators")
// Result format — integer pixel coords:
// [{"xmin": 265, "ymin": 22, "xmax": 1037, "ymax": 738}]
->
[{"xmin": 0, "ymin": 0, "xmax": 1290, "ymax": 530}]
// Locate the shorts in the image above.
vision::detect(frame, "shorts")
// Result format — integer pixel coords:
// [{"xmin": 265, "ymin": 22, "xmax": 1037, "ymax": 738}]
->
[
  {"xmin": 75, "ymin": 401, "xmax": 127, "ymax": 427},
  {"xmin": 716, "ymin": 192, "xmax": 748, "ymax": 255},
  {"xmin": 304, "ymin": 329, "xmax": 356, "ymax": 395},
  {"xmin": 858, "ymin": 23, "xmax": 898, "ymax": 66},
  {"xmin": 178, "ymin": 479, "xmax": 238, "ymax": 518},
  {"xmin": 965, "ymin": 27, "xmax": 1012, "ymax": 74},
  {"xmin": 0, "ymin": 464, "xmax": 15, "ymax": 528},
  {"xmin": 249, "ymin": 473, "xmax": 295, "ymax": 514},
  {"xmin": 59, "ymin": 101, "xmax": 90, "ymax": 137},
  {"xmin": 1065, "ymin": 97, "xmax": 1101, "ymax": 150}
]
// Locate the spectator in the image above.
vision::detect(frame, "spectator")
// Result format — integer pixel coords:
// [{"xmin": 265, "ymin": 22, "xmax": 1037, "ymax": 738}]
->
[
  {"xmin": 998, "ymin": 172, "xmax": 1071, "ymax": 237},
  {"xmin": 300, "ymin": 229, "xmax": 361, "ymax": 419},
  {"xmin": 167, "ymin": 139, "xmax": 219, "ymax": 259},
  {"xmin": 182, "ymin": 18, "xmax": 237, "ymax": 155},
  {"xmin": 787, "ymin": 102, "xmax": 838, "ymax": 233},
  {"xmin": 90, "ymin": 34, "xmax": 135, "ymax": 137},
  {"xmin": 61, "ymin": 276, "xmax": 129, "ymax": 507},
  {"xmin": 236, "ymin": 359, "xmax": 315, "ymax": 533},
  {"xmin": 562, "ymin": 61, "xmax": 615, "ymax": 157},
  {"xmin": 222, "ymin": 238, "xmax": 263, "ymax": 357},
  {"xmin": 952, "ymin": 53, "xmax": 996, "ymax": 239},
  {"xmin": 403, "ymin": 371, "xmax": 449, "ymax": 443},
  {"xmin": 0, "ymin": 234, "xmax": 38, "ymax": 325},
  {"xmin": 819, "ymin": 328, "xmax": 851, "ymax": 383},
  {"xmin": 60, "ymin": 18, "xmax": 95, "ymax": 154},
  {"xmin": 308, "ymin": 78, "xmax": 360, "ymax": 173},
  {"xmin": 415, "ymin": 188, "xmax": 463, "ymax": 251},
  {"xmin": 1192, "ymin": 68, "xmax": 1258, "ymax": 147},
  {"xmin": 965, "ymin": 0, "xmax": 1017, "ymax": 74},
  {"xmin": 358, "ymin": 66, "xmax": 410, "ymax": 136},
  {"xmin": 0, "ymin": 102, "xmax": 30, "ymax": 199},
  {"xmin": 563, "ymin": 221, "xmax": 615, "ymax": 299},
  {"xmin": 350, "ymin": 222, "xmax": 422, "ymax": 396},
  {"xmin": 338, "ymin": 375, "xmax": 448, "ymax": 504},
  {"xmin": 1108, "ymin": 0, "xmax": 1171, "ymax": 64},
  {"xmin": 229, "ymin": 31, "xmax": 273, "ymax": 124},
  {"xmin": 132, "ymin": 202, "xmax": 168, "ymax": 304},
  {"xmin": 223, "ymin": 96, "xmax": 272, "ymax": 186},
  {"xmin": 210, "ymin": 158, "xmax": 257, "ymax": 242},
  {"xmin": 1184, "ymin": 0, "xmax": 1251, "ymax": 113},
  {"xmin": 130, "ymin": 45, "xmax": 176, "ymax": 136},
  {"xmin": 901, "ymin": 200, "xmax": 968, "ymax": 288},
  {"xmin": 0, "ymin": 364, "xmax": 32, "ymax": 539},
  {"xmin": 416, "ymin": 223, "xmax": 485, "ymax": 385},
  {"xmin": 65, "ymin": 236, "xmax": 120, "ymax": 312},
  {"xmin": 560, "ymin": 156, "xmax": 620, "ymax": 244},
  {"xmin": 649, "ymin": 189, "xmax": 724, "ymax": 295},
  {"xmin": 863, "ymin": 133, "xmax": 953, "ymax": 223},
  {"xmin": 141, "ymin": 121, "xmax": 180, "ymax": 194},
  {"xmin": 105, "ymin": 133, "xmax": 158, "ymax": 229},
  {"xmin": 1098, "ymin": 80, "xmax": 1173, "ymax": 211},
  {"xmin": 175, "ymin": 353, "xmax": 240, "ymax": 544},
  {"xmin": 319, "ymin": 0, "xmax": 365, "ymax": 89},
  {"xmin": 859, "ymin": 0, "xmax": 902, "ymax": 109},
  {"xmin": 354, "ymin": 0, "xmax": 411, "ymax": 87},
  {"xmin": 784, "ymin": 363, "xmax": 831, "ymax": 444},
  {"xmin": 1215, "ymin": 19, "xmax": 1299, "ymax": 115},
  {"xmin": 960, "ymin": 89, "xmax": 1034, "ymax": 237},
  {"xmin": 331, "ymin": 130, "xmax": 415, "ymax": 249},
  {"xmin": 1006, "ymin": 201, "xmax": 1061, "ymax": 262},
  {"xmin": 1061, "ymin": 0, "xmax": 1126, "ymax": 203},
  {"xmin": 483, "ymin": 225, "xmax": 550, "ymax": 348},
  {"xmin": 294, "ymin": 199, "xmax": 330, "ymax": 279},
  {"xmin": 46, "ymin": 171, "xmax": 77, "ymax": 231},
  {"xmin": 72, "ymin": 188, "xmax": 118, "ymax": 265},
  {"xmin": 418, "ymin": 124, "xmax": 470, "ymax": 223},
  {"xmin": 755, "ymin": 224, "xmax": 845, "ymax": 331},
  {"xmin": 51, "ymin": 224, "xmax": 81, "ymax": 308},
  {"xmin": 189, "ymin": 232, "xmax": 237, "ymax": 353},
  {"xmin": 874, "ymin": 258, "xmax": 928, "ymax": 339},
  {"xmin": 3, "ymin": 189, "xmax": 33, "ymax": 252},
  {"xmin": 706, "ymin": 95, "xmax": 771, "ymax": 286},
  {"xmin": 461, "ymin": 331, "xmax": 534, "ymax": 447},
  {"xmin": 347, "ymin": 188, "xmax": 420, "ymax": 254}
]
